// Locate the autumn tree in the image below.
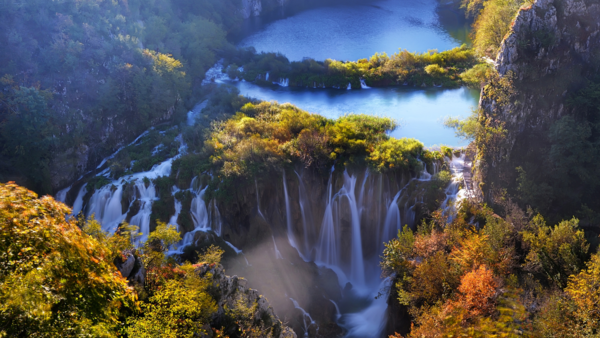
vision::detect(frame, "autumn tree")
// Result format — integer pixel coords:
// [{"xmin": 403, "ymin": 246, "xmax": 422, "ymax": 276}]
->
[{"xmin": 0, "ymin": 182, "xmax": 135, "ymax": 337}]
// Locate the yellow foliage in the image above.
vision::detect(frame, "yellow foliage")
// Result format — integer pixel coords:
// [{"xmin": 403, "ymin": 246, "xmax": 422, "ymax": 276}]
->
[{"xmin": 0, "ymin": 182, "xmax": 135, "ymax": 337}]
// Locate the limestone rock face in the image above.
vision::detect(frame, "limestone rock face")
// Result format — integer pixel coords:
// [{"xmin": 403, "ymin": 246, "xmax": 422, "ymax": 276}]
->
[
  {"xmin": 477, "ymin": 0, "xmax": 600, "ymax": 197},
  {"xmin": 195, "ymin": 263, "xmax": 297, "ymax": 338}
]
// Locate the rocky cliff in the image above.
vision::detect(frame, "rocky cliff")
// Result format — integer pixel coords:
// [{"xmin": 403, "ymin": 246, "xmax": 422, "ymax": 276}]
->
[{"xmin": 477, "ymin": 0, "xmax": 600, "ymax": 209}]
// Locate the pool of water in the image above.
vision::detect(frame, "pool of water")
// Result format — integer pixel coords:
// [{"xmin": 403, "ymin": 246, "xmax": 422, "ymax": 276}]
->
[
  {"xmin": 237, "ymin": 0, "xmax": 471, "ymax": 61},
  {"xmin": 227, "ymin": 80, "xmax": 479, "ymax": 147}
]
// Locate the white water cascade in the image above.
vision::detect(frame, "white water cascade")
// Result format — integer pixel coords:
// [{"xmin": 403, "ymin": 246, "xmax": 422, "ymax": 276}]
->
[
  {"xmin": 55, "ymin": 186, "xmax": 71, "ymax": 203},
  {"xmin": 71, "ymin": 183, "xmax": 87, "ymax": 216},
  {"xmin": 283, "ymin": 170, "xmax": 303, "ymax": 256},
  {"xmin": 290, "ymin": 298, "xmax": 316, "ymax": 338},
  {"xmin": 274, "ymin": 78, "xmax": 289, "ymax": 87},
  {"xmin": 441, "ymin": 153, "xmax": 468, "ymax": 222},
  {"xmin": 347, "ymin": 82, "xmax": 352, "ymax": 90},
  {"xmin": 381, "ymin": 190, "xmax": 402, "ymax": 252},
  {"xmin": 315, "ymin": 169, "xmax": 365, "ymax": 288},
  {"xmin": 295, "ymin": 171, "xmax": 315, "ymax": 258},
  {"xmin": 273, "ymin": 236, "xmax": 284, "ymax": 259},
  {"xmin": 130, "ymin": 180, "xmax": 157, "ymax": 244},
  {"xmin": 360, "ymin": 78, "xmax": 370, "ymax": 89}
]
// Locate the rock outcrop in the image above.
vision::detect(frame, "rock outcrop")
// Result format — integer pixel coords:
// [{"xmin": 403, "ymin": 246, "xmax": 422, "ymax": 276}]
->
[
  {"xmin": 196, "ymin": 263, "xmax": 297, "ymax": 338},
  {"xmin": 477, "ymin": 0, "xmax": 600, "ymax": 201}
]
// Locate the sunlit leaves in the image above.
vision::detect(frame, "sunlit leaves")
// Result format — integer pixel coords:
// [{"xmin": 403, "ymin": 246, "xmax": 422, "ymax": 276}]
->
[{"xmin": 0, "ymin": 182, "xmax": 135, "ymax": 337}]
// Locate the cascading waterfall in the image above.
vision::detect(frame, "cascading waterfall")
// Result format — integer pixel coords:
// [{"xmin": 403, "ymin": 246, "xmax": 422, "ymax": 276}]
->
[
  {"xmin": 191, "ymin": 186, "xmax": 210, "ymax": 230},
  {"xmin": 347, "ymin": 83, "xmax": 352, "ymax": 90},
  {"xmin": 283, "ymin": 171, "xmax": 301, "ymax": 254},
  {"xmin": 441, "ymin": 153, "xmax": 467, "ymax": 222},
  {"xmin": 290, "ymin": 298, "xmax": 316, "ymax": 338},
  {"xmin": 314, "ymin": 169, "xmax": 365, "ymax": 288},
  {"xmin": 381, "ymin": 191, "xmax": 401, "ymax": 252},
  {"xmin": 71, "ymin": 183, "xmax": 87, "ymax": 216},
  {"xmin": 274, "ymin": 78, "xmax": 289, "ymax": 87},
  {"xmin": 360, "ymin": 78, "xmax": 370, "ymax": 89},
  {"xmin": 316, "ymin": 168, "xmax": 339, "ymax": 269},
  {"xmin": 130, "ymin": 180, "xmax": 156, "ymax": 244},
  {"xmin": 295, "ymin": 171, "xmax": 315, "ymax": 258},
  {"xmin": 273, "ymin": 236, "xmax": 284, "ymax": 259},
  {"xmin": 209, "ymin": 199, "xmax": 222, "ymax": 236},
  {"xmin": 55, "ymin": 186, "xmax": 71, "ymax": 203},
  {"xmin": 255, "ymin": 178, "xmax": 266, "ymax": 220},
  {"xmin": 87, "ymin": 183, "xmax": 126, "ymax": 234},
  {"xmin": 169, "ymin": 187, "xmax": 182, "ymax": 228}
]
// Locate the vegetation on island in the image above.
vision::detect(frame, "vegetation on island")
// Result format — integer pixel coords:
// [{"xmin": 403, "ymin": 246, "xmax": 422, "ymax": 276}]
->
[
  {"xmin": 223, "ymin": 45, "xmax": 483, "ymax": 89},
  {"xmin": 170, "ymin": 100, "xmax": 445, "ymax": 204}
]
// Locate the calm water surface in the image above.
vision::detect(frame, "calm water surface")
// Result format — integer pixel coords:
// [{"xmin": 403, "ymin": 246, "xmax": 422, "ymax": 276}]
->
[
  {"xmin": 238, "ymin": 0, "xmax": 470, "ymax": 61},
  {"xmin": 229, "ymin": 81, "xmax": 479, "ymax": 147},
  {"xmin": 227, "ymin": 0, "xmax": 477, "ymax": 147}
]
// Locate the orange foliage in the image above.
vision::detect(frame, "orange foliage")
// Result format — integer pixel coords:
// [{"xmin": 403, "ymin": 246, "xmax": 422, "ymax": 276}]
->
[
  {"xmin": 453, "ymin": 265, "xmax": 498, "ymax": 320},
  {"xmin": 414, "ymin": 230, "xmax": 449, "ymax": 259}
]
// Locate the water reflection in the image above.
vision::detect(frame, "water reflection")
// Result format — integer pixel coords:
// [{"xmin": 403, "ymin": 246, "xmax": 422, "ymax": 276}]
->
[
  {"xmin": 228, "ymin": 80, "xmax": 480, "ymax": 147},
  {"xmin": 236, "ymin": 0, "xmax": 471, "ymax": 61}
]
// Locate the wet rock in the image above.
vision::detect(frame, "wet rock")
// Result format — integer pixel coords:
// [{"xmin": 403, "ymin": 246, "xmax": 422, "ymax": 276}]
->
[{"xmin": 196, "ymin": 263, "xmax": 297, "ymax": 338}]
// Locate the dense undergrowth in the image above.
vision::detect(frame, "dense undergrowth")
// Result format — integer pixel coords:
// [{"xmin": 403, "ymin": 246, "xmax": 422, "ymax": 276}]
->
[{"xmin": 382, "ymin": 201, "xmax": 600, "ymax": 337}]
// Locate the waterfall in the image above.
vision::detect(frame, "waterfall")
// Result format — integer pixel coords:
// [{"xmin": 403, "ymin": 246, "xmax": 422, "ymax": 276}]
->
[
  {"xmin": 85, "ymin": 183, "xmax": 126, "ymax": 234},
  {"xmin": 265, "ymin": 72, "xmax": 269, "ymax": 81},
  {"xmin": 290, "ymin": 298, "xmax": 316, "ymax": 338},
  {"xmin": 329, "ymin": 300, "xmax": 342, "ymax": 320},
  {"xmin": 129, "ymin": 180, "xmax": 156, "ymax": 244},
  {"xmin": 179, "ymin": 185, "xmax": 211, "ymax": 247},
  {"xmin": 316, "ymin": 168, "xmax": 339, "ymax": 268},
  {"xmin": 316, "ymin": 169, "xmax": 366, "ymax": 288},
  {"xmin": 169, "ymin": 193, "xmax": 182, "ymax": 228},
  {"xmin": 343, "ymin": 278, "xmax": 391, "ymax": 338},
  {"xmin": 225, "ymin": 241, "xmax": 251, "ymax": 266},
  {"xmin": 71, "ymin": 183, "xmax": 87, "ymax": 216},
  {"xmin": 273, "ymin": 236, "xmax": 284, "ymax": 259},
  {"xmin": 342, "ymin": 171, "xmax": 366, "ymax": 287},
  {"xmin": 55, "ymin": 186, "xmax": 71, "ymax": 203},
  {"xmin": 255, "ymin": 178, "xmax": 266, "ymax": 220},
  {"xmin": 347, "ymin": 82, "xmax": 352, "ymax": 90},
  {"xmin": 209, "ymin": 199, "xmax": 222, "ymax": 236},
  {"xmin": 191, "ymin": 186, "xmax": 210, "ymax": 230},
  {"xmin": 360, "ymin": 78, "xmax": 370, "ymax": 89},
  {"xmin": 283, "ymin": 171, "xmax": 301, "ymax": 253},
  {"xmin": 274, "ymin": 78, "xmax": 289, "ymax": 87},
  {"xmin": 441, "ymin": 153, "xmax": 467, "ymax": 222},
  {"xmin": 381, "ymin": 191, "xmax": 401, "ymax": 252},
  {"xmin": 295, "ymin": 171, "xmax": 314, "ymax": 258}
]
